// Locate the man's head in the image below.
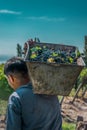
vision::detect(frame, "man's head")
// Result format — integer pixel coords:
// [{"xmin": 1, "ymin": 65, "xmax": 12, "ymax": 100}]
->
[{"xmin": 4, "ymin": 56, "xmax": 30, "ymax": 90}]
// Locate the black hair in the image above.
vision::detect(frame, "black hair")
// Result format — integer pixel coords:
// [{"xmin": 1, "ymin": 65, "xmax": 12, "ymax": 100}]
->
[{"xmin": 4, "ymin": 56, "xmax": 28, "ymax": 77}]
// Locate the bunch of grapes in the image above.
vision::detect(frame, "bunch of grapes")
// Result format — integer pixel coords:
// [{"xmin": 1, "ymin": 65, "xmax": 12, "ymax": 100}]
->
[{"xmin": 29, "ymin": 45, "xmax": 80, "ymax": 65}]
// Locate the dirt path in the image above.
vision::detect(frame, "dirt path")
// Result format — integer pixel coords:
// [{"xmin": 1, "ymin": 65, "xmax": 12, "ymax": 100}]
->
[
  {"xmin": 0, "ymin": 115, "xmax": 5, "ymax": 130},
  {"xmin": 61, "ymin": 97, "xmax": 87, "ymax": 122}
]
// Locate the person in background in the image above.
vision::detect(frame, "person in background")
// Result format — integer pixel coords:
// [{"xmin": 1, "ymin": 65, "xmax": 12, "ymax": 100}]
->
[{"xmin": 4, "ymin": 56, "xmax": 62, "ymax": 130}]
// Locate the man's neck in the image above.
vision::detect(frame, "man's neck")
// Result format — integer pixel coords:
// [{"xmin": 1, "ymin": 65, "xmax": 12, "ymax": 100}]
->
[{"xmin": 14, "ymin": 79, "xmax": 30, "ymax": 90}]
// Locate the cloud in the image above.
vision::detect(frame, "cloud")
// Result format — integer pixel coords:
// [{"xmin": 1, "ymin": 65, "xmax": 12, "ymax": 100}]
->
[
  {"xmin": 27, "ymin": 16, "xmax": 66, "ymax": 22},
  {"xmin": 0, "ymin": 9, "xmax": 21, "ymax": 15}
]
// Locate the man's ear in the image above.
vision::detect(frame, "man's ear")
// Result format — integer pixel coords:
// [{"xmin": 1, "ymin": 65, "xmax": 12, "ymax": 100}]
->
[{"xmin": 8, "ymin": 74, "xmax": 14, "ymax": 84}]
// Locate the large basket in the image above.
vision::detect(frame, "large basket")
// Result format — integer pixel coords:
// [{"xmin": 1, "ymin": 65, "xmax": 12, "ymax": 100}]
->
[{"xmin": 25, "ymin": 42, "xmax": 85, "ymax": 96}]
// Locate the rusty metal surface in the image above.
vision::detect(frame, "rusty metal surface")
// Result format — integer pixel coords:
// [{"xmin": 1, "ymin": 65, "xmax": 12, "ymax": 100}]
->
[
  {"xmin": 26, "ymin": 62, "xmax": 83, "ymax": 96},
  {"xmin": 25, "ymin": 42, "xmax": 85, "ymax": 96}
]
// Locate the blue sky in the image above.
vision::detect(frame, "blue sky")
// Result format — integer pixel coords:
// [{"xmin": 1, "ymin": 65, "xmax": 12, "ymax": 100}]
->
[{"xmin": 0, "ymin": 0, "xmax": 87, "ymax": 55}]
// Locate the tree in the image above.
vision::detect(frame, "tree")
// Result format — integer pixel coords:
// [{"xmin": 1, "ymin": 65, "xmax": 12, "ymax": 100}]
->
[
  {"xmin": 16, "ymin": 43, "xmax": 22, "ymax": 57},
  {"xmin": 84, "ymin": 36, "xmax": 87, "ymax": 66}
]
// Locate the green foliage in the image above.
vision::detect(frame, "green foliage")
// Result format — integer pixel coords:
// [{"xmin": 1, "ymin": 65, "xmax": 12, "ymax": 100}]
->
[
  {"xmin": 0, "ymin": 99, "xmax": 7, "ymax": 114},
  {"xmin": 0, "ymin": 64, "xmax": 13, "ymax": 98},
  {"xmin": 0, "ymin": 64, "xmax": 9, "ymax": 88},
  {"xmin": 16, "ymin": 43, "xmax": 22, "ymax": 57},
  {"xmin": 79, "ymin": 67, "xmax": 87, "ymax": 82},
  {"xmin": 62, "ymin": 122, "xmax": 76, "ymax": 130},
  {"xmin": 74, "ymin": 67, "xmax": 87, "ymax": 90},
  {"xmin": 0, "ymin": 64, "xmax": 13, "ymax": 114},
  {"xmin": 80, "ymin": 67, "xmax": 87, "ymax": 77},
  {"xmin": 0, "ymin": 63, "xmax": 5, "ymax": 79}
]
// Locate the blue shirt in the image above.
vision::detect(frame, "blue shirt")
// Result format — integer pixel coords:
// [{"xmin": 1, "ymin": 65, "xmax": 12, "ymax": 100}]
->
[{"xmin": 6, "ymin": 83, "xmax": 62, "ymax": 130}]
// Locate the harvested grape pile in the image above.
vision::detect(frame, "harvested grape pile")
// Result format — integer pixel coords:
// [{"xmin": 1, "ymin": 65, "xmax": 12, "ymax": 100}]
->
[{"xmin": 29, "ymin": 43, "xmax": 80, "ymax": 64}]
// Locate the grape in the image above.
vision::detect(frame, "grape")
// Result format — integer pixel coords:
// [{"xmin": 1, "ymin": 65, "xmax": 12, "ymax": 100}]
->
[{"xmin": 28, "ymin": 44, "xmax": 80, "ymax": 65}]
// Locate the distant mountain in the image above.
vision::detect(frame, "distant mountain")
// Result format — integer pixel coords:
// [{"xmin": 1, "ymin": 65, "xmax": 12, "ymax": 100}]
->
[{"xmin": 0, "ymin": 54, "xmax": 15, "ymax": 63}]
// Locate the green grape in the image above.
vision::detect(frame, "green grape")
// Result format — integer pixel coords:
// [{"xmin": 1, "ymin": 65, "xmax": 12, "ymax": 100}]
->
[
  {"xmin": 29, "ymin": 44, "xmax": 80, "ymax": 65},
  {"xmin": 68, "ymin": 57, "xmax": 74, "ymax": 63},
  {"xmin": 30, "ymin": 53, "xmax": 37, "ymax": 59},
  {"xmin": 52, "ymin": 52, "xmax": 58, "ymax": 57}
]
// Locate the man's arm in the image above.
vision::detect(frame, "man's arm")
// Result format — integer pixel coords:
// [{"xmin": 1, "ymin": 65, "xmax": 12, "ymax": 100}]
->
[{"xmin": 6, "ymin": 92, "xmax": 22, "ymax": 130}]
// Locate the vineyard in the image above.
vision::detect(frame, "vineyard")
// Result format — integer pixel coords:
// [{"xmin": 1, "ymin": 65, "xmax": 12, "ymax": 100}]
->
[
  {"xmin": 0, "ymin": 63, "xmax": 87, "ymax": 129},
  {"xmin": 0, "ymin": 37, "xmax": 87, "ymax": 129}
]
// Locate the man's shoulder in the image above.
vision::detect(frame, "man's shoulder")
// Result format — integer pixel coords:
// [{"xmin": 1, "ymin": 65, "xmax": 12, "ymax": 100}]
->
[
  {"xmin": 8, "ymin": 92, "xmax": 20, "ymax": 104},
  {"xmin": 8, "ymin": 83, "xmax": 33, "ymax": 104}
]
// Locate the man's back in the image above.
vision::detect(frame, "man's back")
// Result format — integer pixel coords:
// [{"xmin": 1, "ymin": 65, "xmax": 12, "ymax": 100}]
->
[{"xmin": 6, "ymin": 83, "xmax": 62, "ymax": 130}]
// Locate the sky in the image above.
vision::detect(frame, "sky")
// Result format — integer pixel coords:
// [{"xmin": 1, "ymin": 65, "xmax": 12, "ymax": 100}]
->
[{"xmin": 0, "ymin": 0, "xmax": 87, "ymax": 55}]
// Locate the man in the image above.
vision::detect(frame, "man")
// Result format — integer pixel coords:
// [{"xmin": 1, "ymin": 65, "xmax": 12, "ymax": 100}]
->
[{"xmin": 4, "ymin": 56, "xmax": 62, "ymax": 130}]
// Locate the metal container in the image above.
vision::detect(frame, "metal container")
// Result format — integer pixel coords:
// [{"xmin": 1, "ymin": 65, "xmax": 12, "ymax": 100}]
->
[{"xmin": 25, "ymin": 42, "xmax": 85, "ymax": 96}]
